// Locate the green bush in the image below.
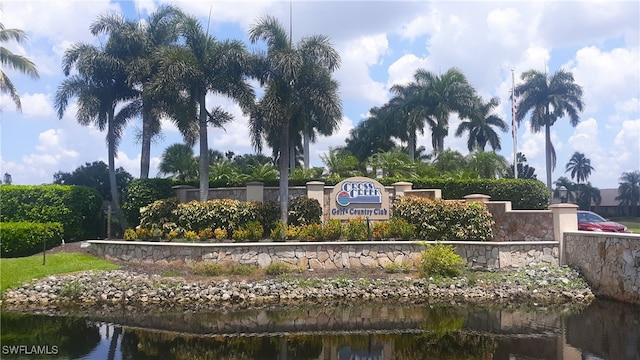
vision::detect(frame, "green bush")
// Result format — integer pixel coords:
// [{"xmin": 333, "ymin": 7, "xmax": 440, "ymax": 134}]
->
[
  {"xmin": 139, "ymin": 197, "xmax": 180, "ymax": 229},
  {"xmin": 256, "ymin": 201, "xmax": 280, "ymax": 235},
  {"xmin": 393, "ymin": 197, "xmax": 494, "ymax": 241},
  {"xmin": 0, "ymin": 222, "xmax": 64, "ymax": 257},
  {"xmin": 122, "ymin": 178, "xmax": 174, "ymax": 227},
  {"xmin": 287, "ymin": 196, "xmax": 322, "ymax": 226},
  {"xmin": 419, "ymin": 242, "xmax": 466, "ymax": 277},
  {"xmin": 380, "ymin": 178, "xmax": 549, "ymax": 210},
  {"xmin": 344, "ymin": 217, "xmax": 369, "ymax": 241},
  {"xmin": 0, "ymin": 185, "xmax": 102, "ymax": 240}
]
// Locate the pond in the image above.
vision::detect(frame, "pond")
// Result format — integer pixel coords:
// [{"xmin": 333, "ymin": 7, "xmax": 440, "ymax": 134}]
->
[{"xmin": 1, "ymin": 299, "xmax": 639, "ymax": 360}]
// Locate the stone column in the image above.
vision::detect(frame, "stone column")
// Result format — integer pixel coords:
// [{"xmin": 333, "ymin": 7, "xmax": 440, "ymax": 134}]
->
[
  {"xmin": 246, "ymin": 181, "xmax": 264, "ymax": 202},
  {"xmin": 392, "ymin": 181, "xmax": 413, "ymax": 198},
  {"xmin": 306, "ymin": 181, "xmax": 326, "ymax": 219},
  {"xmin": 464, "ymin": 193, "xmax": 491, "ymax": 203},
  {"xmin": 549, "ymin": 203, "xmax": 578, "ymax": 265}
]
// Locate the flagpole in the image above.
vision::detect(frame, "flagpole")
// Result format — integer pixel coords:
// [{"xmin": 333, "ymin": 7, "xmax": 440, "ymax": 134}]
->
[{"xmin": 511, "ymin": 69, "xmax": 518, "ymax": 179}]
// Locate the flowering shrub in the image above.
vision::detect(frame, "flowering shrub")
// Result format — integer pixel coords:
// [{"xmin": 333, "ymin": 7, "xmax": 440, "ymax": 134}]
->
[
  {"xmin": 197, "ymin": 228, "xmax": 213, "ymax": 240},
  {"xmin": 393, "ymin": 197, "xmax": 494, "ymax": 241},
  {"xmin": 214, "ymin": 228, "xmax": 227, "ymax": 240},
  {"xmin": 344, "ymin": 217, "xmax": 368, "ymax": 241},
  {"xmin": 323, "ymin": 219, "xmax": 342, "ymax": 240}
]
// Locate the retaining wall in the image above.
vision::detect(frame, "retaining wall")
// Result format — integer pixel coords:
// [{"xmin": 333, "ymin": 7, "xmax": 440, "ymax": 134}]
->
[
  {"xmin": 564, "ymin": 231, "xmax": 640, "ymax": 305},
  {"xmin": 88, "ymin": 240, "xmax": 559, "ymax": 271}
]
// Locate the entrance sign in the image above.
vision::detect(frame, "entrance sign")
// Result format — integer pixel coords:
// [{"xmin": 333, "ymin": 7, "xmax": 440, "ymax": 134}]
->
[{"xmin": 329, "ymin": 177, "xmax": 390, "ymax": 220}]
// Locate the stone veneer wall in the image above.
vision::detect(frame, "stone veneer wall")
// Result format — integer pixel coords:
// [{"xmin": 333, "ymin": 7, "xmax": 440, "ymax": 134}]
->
[
  {"xmin": 88, "ymin": 240, "xmax": 559, "ymax": 271},
  {"xmin": 564, "ymin": 231, "xmax": 640, "ymax": 305},
  {"xmin": 486, "ymin": 202, "xmax": 554, "ymax": 242}
]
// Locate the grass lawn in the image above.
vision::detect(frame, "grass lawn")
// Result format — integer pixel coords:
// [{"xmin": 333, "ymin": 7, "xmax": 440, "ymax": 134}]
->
[
  {"xmin": 0, "ymin": 253, "xmax": 119, "ymax": 294},
  {"xmin": 609, "ymin": 217, "xmax": 640, "ymax": 233}
]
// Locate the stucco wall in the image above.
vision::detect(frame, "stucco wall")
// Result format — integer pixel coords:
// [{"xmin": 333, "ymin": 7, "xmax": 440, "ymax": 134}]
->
[
  {"xmin": 564, "ymin": 231, "xmax": 640, "ymax": 305},
  {"xmin": 88, "ymin": 240, "xmax": 559, "ymax": 271}
]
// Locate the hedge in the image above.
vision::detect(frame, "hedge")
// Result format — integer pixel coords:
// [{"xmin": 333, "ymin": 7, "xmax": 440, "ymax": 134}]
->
[
  {"xmin": 122, "ymin": 178, "xmax": 175, "ymax": 227},
  {"xmin": 0, "ymin": 185, "xmax": 102, "ymax": 241},
  {"xmin": 0, "ymin": 222, "xmax": 64, "ymax": 257}
]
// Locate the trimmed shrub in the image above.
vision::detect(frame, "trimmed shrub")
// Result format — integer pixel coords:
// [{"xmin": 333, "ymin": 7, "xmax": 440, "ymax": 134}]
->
[
  {"xmin": 380, "ymin": 178, "xmax": 549, "ymax": 210},
  {"xmin": 287, "ymin": 196, "xmax": 322, "ymax": 226},
  {"xmin": 344, "ymin": 217, "xmax": 368, "ymax": 241},
  {"xmin": 139, "ymin": 197, "xmax": 180, "ymax": 230},
  {"xmin": 122, "ymin": 178, "xmax": 174, "ymax": 227},
  {"xmin": 0, "ymin": 185, "xmax": 102, "ymax": 241},
  {"xmin": 256, "ymin": 201, "xmax": 280, "ymax": 235},
  {"xmin": 0, "ymin": 222, "xmax": 64, "ymax": 257},
  {"xmin": 393, "ymin": 197, "xmax": 494, "ymax": 241},
  {"xmin": 419, "ymin": 242, "xmax": 466, "ymax": 277}
]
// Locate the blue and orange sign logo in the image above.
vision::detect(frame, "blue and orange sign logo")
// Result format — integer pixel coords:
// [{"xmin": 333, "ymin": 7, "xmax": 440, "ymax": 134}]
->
[{"xmin": 335, "ymin": 181, "xmax": 382, "ymax": 206}]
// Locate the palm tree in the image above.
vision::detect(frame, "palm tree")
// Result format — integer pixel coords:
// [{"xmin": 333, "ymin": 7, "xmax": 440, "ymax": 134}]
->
[
  {"xmin": 468, "ymin": 151, "xmax": 510, "ymax": 179},
  {"xmin": 320, "ymin": 148, "xmax": 359, "ymax": 178},
  {"xmin": 575, "ymin": 182, "xmax": 601, "ymax": 211},
  {"xmin": 153, "ymin": 15, "xmax": 255, "ymax": 202},
  {"xmin": 565, "ymin": 151, "xmax": 594, "ymax": 184},
  {"xmin": 616, "ymin": 170, "xmax": 640, "ymax": 217},
  {"xmin": 367, "ymin": 149, "xmax": 417, "ymax": 178},
  {"xmin": 55, "ymin": 43, "xmax": 136, "ymax": 231},
  {"xmin": 509, "ymin": 152, "xmax": 537, "ymax": 179},
  {"xmin": 344, "ymin": 107, "xmax": 396, "ymax": 163},
  {"xmin": 1, "ymin": 18, "xmax": 39, "ymax": 111},
  {"xmin": 386, "ymin": 82, "xmax": 428, "ymax": 161},
  {"xmin": 158, "ymin": 143, "xmax": 197, "ymax": 182},
  {"xmin": 515, "ymin": 69, "xmax": 584, "ymax": 189},
  {"xmin": 432, "ymin": 149, "xmax": 468, "ymax": 174},
  {"xmin": 413, "ymin": 67, "xmax": 477, "ymax": 153},
  {"xmin": 553, "ymin": 176, "xmax": 577, "ymax": 203},
  {"xmin": 90, "ymin": 5, "xmax": 184, "ymax": 179},
  {"xmin": 248, "ymin": 15, "xmax": 342, "ymax": 227},
  {"xmin": 455, "ymin": 97, "xmax": 508, "ymax": 152}
]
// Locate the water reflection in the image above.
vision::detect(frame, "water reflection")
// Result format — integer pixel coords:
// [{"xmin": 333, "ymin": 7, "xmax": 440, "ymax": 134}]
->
[{"xmin": 1, "ymin": 299, "xmax": 638, "ymax": 360}]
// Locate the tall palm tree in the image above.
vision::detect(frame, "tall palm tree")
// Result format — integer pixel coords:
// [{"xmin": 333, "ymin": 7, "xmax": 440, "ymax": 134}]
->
[
  {"xmin": 413, "ymin": 67, "xmax": 477, "ymax": 154},
  {"xmin": 386, "ymin": 82, "xmax": 428, "ymax": 161},
  {"xmin": 90, "ymin": 5, "xmax": 184, "ymax": 179},
  {"xmin": 55, "ymin": 43, "xmax": 136, "ymax": 231},
  {"xmin": 616, "ymin": 170, "xmax": 640, "ymax": 217},
  {"xmin": 248, "ymin": 15, "xmax": 342, "ymax": 227},
  {"xmin": 153, "ymin": 15, "xmax": 254, "ymax": 202},
  {"xmin": 0, "ymin": 19, "xmax": 39, "ymax": 111},
  {"xmin": 344, "ymin": 107, "xmax": 396, "ymax": 163},
  {"xmin": 515, "ymin": 69, "xmax": 584, "ymax": 189},
  {"xmin": 455, "ymin": 96, "xmax": 508, "ymax": 152},
  {"xmin": 565, "ymin": 151, "xmax": 594, "ymax": 184},
  {"xmin": 509, "ymin": 152, "xmax": 537, "ymax": 179}
]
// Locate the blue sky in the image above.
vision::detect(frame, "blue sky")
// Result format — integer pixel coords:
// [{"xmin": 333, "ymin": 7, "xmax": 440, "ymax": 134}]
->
[{"xmin": 1, "ymin": 0, "xmax": 639, "ymax": 189}]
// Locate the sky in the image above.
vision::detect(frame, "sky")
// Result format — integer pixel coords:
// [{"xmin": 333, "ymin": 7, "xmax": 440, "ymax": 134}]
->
[{"xmin": 1, "ymin": 0, "xmax": 639, "ymax": 190}]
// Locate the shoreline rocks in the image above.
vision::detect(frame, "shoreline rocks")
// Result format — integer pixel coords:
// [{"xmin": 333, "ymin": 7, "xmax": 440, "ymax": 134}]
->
[{"xmin": 1, "ymin": 265, "xmax": 596, "ymax": 311}]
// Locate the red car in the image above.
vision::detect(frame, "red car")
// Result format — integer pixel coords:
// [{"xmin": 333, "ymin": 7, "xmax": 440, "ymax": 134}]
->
[{"xmin": 577, "ymin": 210, "xmax": 630, "ymax": 233}]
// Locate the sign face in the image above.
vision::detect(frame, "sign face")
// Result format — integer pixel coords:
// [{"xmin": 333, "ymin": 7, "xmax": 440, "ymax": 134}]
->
[{"xmin": 329, "ymin": 177, "xmax": 390, "ymax": 220}]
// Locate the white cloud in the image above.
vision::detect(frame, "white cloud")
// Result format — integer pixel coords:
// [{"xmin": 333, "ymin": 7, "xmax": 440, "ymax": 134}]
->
[
  {"xmin": 335, "ymin": 34, "xmax": 390, "ymax": 105},
  {"xmin": 386, "ymin": 54, "xmax": 430, "ymax": 88},
  {"xmin": 486, "ymin": 7, "xmax": 522, "ymax": 47},
  {"xmin": 20, "ymin": 93, "xmax": 55, "ymax": 118},
  {"xmin": 312, "ymin": 116, "xmax": 355, "ymax": 167},
  {"xmin": 570, "ymin": 46, "xmax": 640, "ymax": 114}
]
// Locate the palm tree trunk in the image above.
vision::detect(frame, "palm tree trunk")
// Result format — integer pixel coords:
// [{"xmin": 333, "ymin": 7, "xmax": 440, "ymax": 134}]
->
[
  {"xmin": 140, "ymin": 103, "xmax": 151, "ymax": 179},
  {"xmin": 408, "ymin": 130, "xmax": 416, "ymax": 162},
  {"xmin": 107, "ymin": 112, "xmax": 128, "ymax": 233},
  {"xmin": 289, "ymin": 139, "xmax": 296, "ymax": 172},
  {"xmin": 279, "ymin": 121, "xmax": 290, "ymax": 229},
  {"xmin": 545, "ymin": 124, "xmax": 552, "ymax": 190},
  {"xmin": 303, "ymin": 131, "xmax": 310, "ymax": 170},
  {"xmin": 198, "ymin": 91, "xmax": 209, "ymax": 202}
]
